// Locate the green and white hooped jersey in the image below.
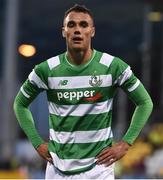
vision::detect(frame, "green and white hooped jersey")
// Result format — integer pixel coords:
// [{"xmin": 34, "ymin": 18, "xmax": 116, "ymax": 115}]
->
[{"xmin": 21, "ymin": 50, "xmax": 140, "ymax": 174}]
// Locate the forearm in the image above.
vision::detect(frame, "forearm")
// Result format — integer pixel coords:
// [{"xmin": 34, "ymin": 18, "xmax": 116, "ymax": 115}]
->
[
  {"xmin": 122, "ymin": 83, "xmax": 153, "ymax": 144},
  {"xmin": 14, "ymin": 91, "xmax": 44, "ymax": 148},
  {"xmin": 123, "ymin": 99, "xmax": 153, "ymax": 144}
]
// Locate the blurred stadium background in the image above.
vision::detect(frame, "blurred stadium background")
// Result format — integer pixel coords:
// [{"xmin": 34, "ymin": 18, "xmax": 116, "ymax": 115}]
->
[{"xmin": 0, "ymin": 0, "xmax": 163, "ymax": 178}]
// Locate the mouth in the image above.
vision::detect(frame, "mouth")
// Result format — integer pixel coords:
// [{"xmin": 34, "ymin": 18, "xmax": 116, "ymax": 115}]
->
[{"xmin": 72, "ymin": 37, "xmax": 83, "ymax": 44}]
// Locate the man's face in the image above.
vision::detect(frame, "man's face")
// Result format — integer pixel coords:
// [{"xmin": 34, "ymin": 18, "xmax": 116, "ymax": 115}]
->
[{"xmin": 62, "ymin": 12, "xmax": 95, "ymax": 51}]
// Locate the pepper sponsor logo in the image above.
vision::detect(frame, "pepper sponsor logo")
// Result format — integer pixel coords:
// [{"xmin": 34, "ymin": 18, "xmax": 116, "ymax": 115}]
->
[
  {"xmin": 57, "ymin": 90, "xmax": 102, "ymax": 101},
  {"xmin": 57, "ymin": 90, "xmax": 96, "ymax": 101}
]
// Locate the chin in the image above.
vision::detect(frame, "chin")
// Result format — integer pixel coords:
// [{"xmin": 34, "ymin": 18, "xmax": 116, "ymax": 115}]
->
[{"xmin": 71, "ymin": 46, "xmax": 84, "ymax": 52}]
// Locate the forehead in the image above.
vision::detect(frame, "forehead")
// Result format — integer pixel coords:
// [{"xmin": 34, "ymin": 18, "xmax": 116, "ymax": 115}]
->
[{"xmin": 64, "ymin": 12, "xmax": 93, "ymax": 25}]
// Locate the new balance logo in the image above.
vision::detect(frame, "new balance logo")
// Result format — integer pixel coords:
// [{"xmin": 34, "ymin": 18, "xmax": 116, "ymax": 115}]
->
[{"xmin": 58, "ymin": 80, "xmax": 68, "ymax": 86}]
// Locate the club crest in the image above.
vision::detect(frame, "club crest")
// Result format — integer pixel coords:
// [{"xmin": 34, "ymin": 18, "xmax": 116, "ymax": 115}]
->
[{"xmin": 89, "ymin": 74, "xmax": 102, "ymax": 87}]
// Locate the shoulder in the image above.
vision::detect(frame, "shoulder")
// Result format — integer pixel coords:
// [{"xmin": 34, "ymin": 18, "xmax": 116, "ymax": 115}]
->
[
  {"xmin": 35, "ymin": 53, "xmax": 63, "ymax": 73},
  {"xmin": 46, "ymin": 55, "xmax": 61, "ymax": 70},
  {"xmin": 97, "ymin": 50, "xmax": 128, "ymax": 69},
  {"xmin": 31, "ymin": 54, "xmax": 61, "ymax": 83},
  {"xmin": 111, "ymin": 56, "xmax": 129, "ymax": 71},
  {"xmin": 98, "ymin": 51, "xmax": 115, "ymax": 68}
]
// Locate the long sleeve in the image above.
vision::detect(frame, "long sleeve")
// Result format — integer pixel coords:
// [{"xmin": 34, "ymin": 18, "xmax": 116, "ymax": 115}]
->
[
  {"xmin": 13, "ymin": 62, "xmax": 49, "ymax": 148},
  {"xmin": 122, "ymin": 82, "xmax": 153, "ymax": 144},
  {"xmin": 13, "ymin": 80, "xmax": 45, "ymax": 148},
  {"xmin": 111, "ymin": 57, "xmax": 153, "ymax": 145}
]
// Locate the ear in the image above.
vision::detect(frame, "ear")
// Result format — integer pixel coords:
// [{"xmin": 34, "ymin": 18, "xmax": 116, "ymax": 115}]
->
[
  {"xmin": 62, "ymin": 27, "xmax": 66, "ymax": 38},
  {"xmin": 91, "ymin": 27, "xmax": 95, "ymax": 37}
]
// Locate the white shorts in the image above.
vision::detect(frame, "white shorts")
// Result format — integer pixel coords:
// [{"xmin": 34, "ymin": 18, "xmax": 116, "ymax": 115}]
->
[{"xmin": 45, "ymin": 162, "xmax": 115, "ymax": 179}]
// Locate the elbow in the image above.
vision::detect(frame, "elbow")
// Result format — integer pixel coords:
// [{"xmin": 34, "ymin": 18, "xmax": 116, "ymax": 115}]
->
[
  {"xmin": 143, "ymin": 97, "xmax": 154, "ymax": 113},
  {"xmin": 137, "ymin": 96, "xmax": 154, "ymax": 113},
  {"xmin": 13, "ymin": 96, "xmax": 25, "ymax": 113}
]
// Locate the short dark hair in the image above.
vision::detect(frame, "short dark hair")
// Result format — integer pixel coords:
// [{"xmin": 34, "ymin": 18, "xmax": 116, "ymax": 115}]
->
[{"xmin": 64, "ymin": 4, "xmax": 94, "ymax": 25}]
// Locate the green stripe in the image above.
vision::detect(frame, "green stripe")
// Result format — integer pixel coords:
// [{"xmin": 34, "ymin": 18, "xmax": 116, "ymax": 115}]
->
[
  {"xmin": 32, "ymin": 52, "xmax": 129, "ymax": 90},
  {"xmin": 47, "ymin": 51, "xmax": 108, "ymax": 77},
  {"xmin": 49, "ymin": 111, "xmax": 112, "ymax": 132},
  {"xmin": 47, "ymin": 52, "xmax": 127, "ymax": 81},
  {"xmin": 48, "ymin": 138, "xmax": 112, "ymax": 159},
  {"xmin": 47, "ymin": 87, "xmax": 116, "ymax": 105}
]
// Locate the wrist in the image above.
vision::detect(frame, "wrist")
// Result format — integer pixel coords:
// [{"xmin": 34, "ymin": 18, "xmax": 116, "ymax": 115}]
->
[{"xmin": 119, "ymin": 140, "xmax": 131, "ymax": 150}]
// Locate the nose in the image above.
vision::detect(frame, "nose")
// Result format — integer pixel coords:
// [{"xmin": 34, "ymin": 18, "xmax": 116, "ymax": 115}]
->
[
  {"xmin": 74, "ymin": 30, "xmax": 81, "ymax": 35},
  {"xmin": 73, "ymin": 24, "xmax": 81, "ymax": 35}
]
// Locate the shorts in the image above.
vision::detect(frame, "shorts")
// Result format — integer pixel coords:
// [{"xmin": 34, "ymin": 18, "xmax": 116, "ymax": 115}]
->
[{"xmin": 45, "ymin": 162, "xmax": 115, "ymax": 179}]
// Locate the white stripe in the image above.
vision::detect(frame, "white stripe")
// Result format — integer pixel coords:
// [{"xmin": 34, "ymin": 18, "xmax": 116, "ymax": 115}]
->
[
  {"xmin": 128, "ymin": 79, "xmax": 140, "ymax": 92},
  {"xmin": 99, "ymin": 53, "xmax": 114, "ymax": 68},
  {"xmin": 50, "ymin": 152, "xmax": 95, "ymax": 171},
  {"xmin": 48, "ymin": 75, "xmax": 112, "ymax": 89},
  {"xmin": 28, "ymin": 70, "xmax": 48, "ymax": 89},
  {"xmin": 114, "ymin": 66, "xmax": 132, "ymax": 86},
  {"xmin": 47, "ymin": 56, "xmax": 60, "ymax": 70},
  {"xmin": 20, "ymin": 86, "xmax": 30, "ymax": 98},
  {"xmin": 49, "ymin": 99, "xmax": 113, "ymax": 116},
  {"xmin": 50, "ymin": 127, "xmax": 113, "ymax": 144}
]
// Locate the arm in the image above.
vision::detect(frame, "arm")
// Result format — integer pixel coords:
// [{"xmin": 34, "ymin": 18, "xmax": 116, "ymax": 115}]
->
[
  {"xmin": 96, "ymin": 82, "xmax": 153, "ymax": 166},
  {"xmin": 13, "ymin": 80, "xmax": 44, "ymax": 148},
  {"xmin": 14, "ymin": 65, "xmax": 53, "ymax": 163},
  {"xmin": 96, "ymin": 58, "xmax": 153, "ymax": 166},
  {"xmin": 122, "ymin": 82, "xmax": 153, "ymax": 144}
]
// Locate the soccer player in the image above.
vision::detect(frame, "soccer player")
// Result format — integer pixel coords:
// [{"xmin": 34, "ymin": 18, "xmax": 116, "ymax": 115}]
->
[{"xmin": 14, "ymin": 4, "xmax": 153, "ymax": 179}]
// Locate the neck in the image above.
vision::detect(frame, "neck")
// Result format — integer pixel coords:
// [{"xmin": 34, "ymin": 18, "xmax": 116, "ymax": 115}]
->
[{"xmin": 67, "ymin": 48, "xmax": 93, "ymax": 65}]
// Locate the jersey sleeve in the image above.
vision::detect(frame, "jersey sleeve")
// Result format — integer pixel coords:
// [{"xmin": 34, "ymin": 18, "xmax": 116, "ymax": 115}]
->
[
  {"xmin": 122, "ymin": 83, "xmax": 153, "ymax": 144},
  {"xmin": 112, "ymin": 57, "xmax": 140, "ymax": 93},
  {"xmin": 112, "ymin": 57, "xmax": 153, "ymax": 144},
  {"xmin": 20, "ymin": 61, "xmax": 49, "ymax": 104},
  {"xmin": 14, "ymin": 61, "xmax": 49, "ymax": 148}
]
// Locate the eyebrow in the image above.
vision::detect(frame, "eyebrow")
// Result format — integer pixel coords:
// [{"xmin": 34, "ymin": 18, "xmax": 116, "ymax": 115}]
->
[
  {"xmin": 67, "ymin": 20, "xmax": 90, "ymax": 26},
  {"xmin": 80, "ymin": 20, "xmax": 89, "ymax": 23},
  {"xmin": 67, "ymin": 20, "xmax": 75, "ymax": 23}
]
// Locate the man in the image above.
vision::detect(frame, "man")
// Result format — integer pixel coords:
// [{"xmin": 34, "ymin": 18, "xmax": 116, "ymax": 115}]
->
[{"xmin": 14, "ymin": 4, "xmax": 153, "ymax": 179}]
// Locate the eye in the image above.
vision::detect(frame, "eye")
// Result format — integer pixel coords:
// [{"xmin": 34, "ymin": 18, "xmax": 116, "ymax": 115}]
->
[
  {"xmin": 67, "ymin": 21, "xmax": 75, "ymax": 28},
  {"xmin": 80, "ymin": 21, "xmax": 89, "ymax": 28}
]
